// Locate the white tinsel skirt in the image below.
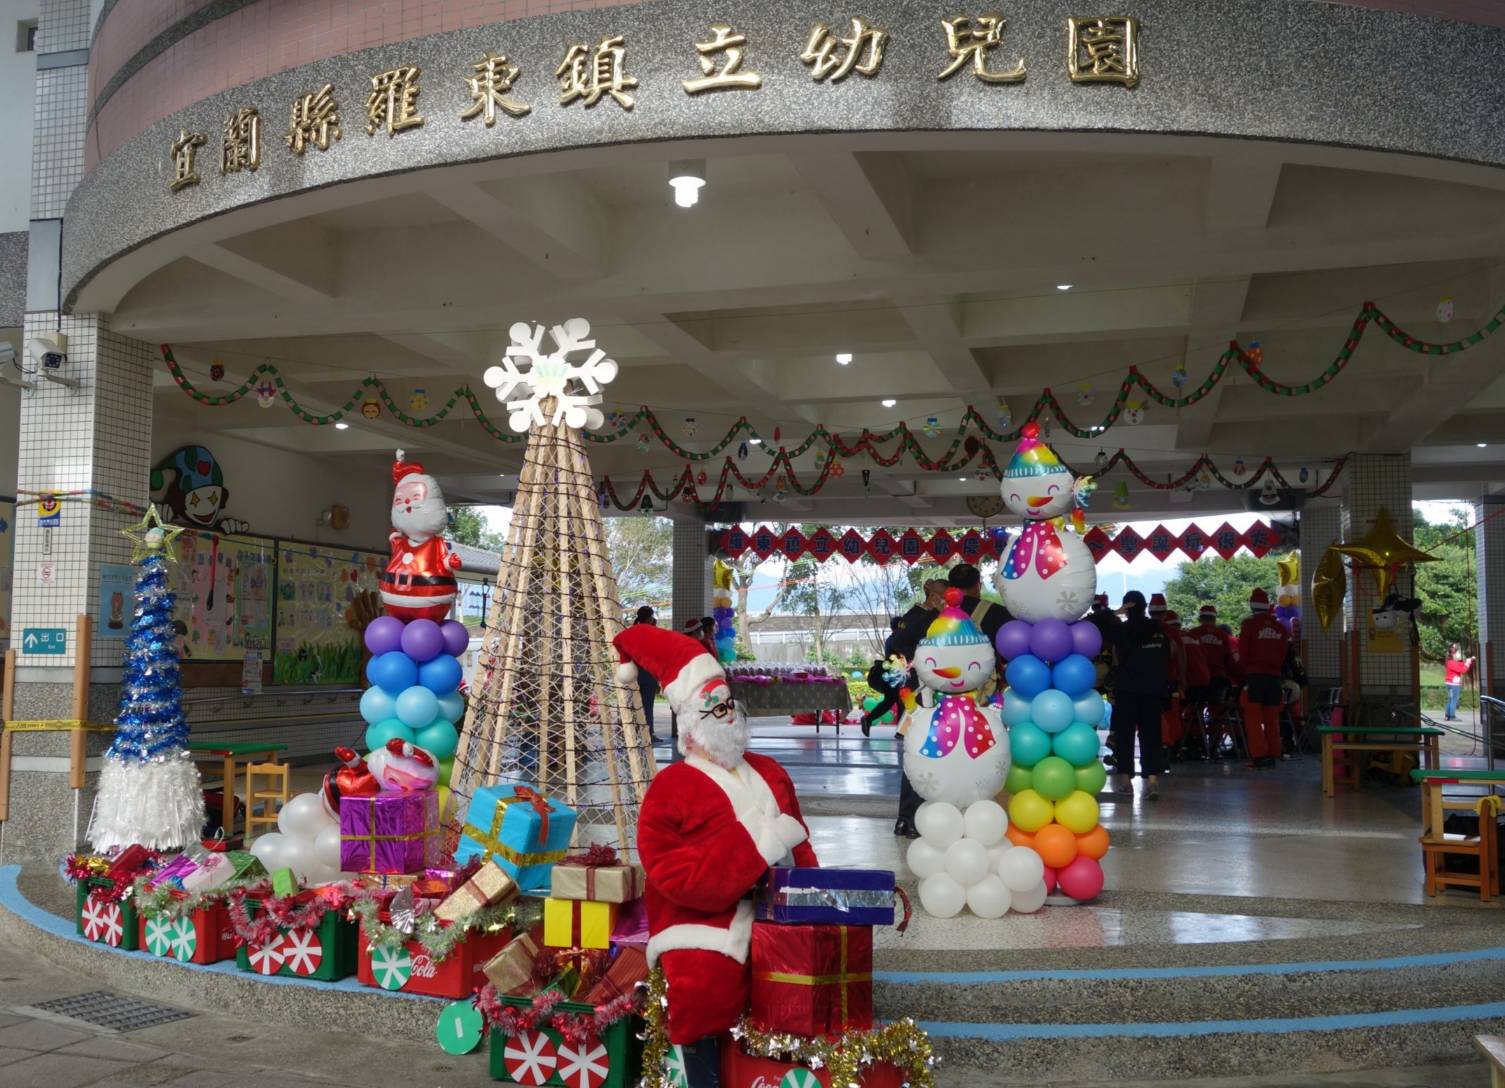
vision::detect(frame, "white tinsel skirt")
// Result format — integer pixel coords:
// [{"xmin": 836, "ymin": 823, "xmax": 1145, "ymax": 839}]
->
[{"xmin": 88, "ymin": 753, "xmax": 206, "ymax": 851}]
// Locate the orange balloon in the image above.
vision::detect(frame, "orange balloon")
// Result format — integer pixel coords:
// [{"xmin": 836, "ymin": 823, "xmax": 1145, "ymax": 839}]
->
[
  {"xmin": 1005, "ymin": 825, "xmax": 1036, "ymax": 849},
  {"xmin": 1076, "ymin": 824, "xmax": 1110, "ymax": 860},
  {"xmin": 1033, "ymin": 823, "xmax": 1078, "ymax": 869}
]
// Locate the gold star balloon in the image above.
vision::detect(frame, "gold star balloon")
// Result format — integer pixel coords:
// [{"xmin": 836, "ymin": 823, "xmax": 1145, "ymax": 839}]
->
[
  {"xmin": 1311, "ymin": 545, "xmax": 1346, "ymax": 631},
  {"xmin": 1276, "ymin": 553, "xmax": 1299, "ymax": 589},
  {"xmin": 1331, "ymin": 507, "xmax": 1437, "ymax": 598},
  {"xmin": 122, "ymin": 503, "xmax": 185, "ymax": 562}
]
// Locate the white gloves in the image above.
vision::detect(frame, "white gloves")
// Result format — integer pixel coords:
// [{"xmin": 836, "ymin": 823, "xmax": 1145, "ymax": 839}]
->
[{"xmin": 773, "ymin": 813, "xmax": 808, "ymax": 851}]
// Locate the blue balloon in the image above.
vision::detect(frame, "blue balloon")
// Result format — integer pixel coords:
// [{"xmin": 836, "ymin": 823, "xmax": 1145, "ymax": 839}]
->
[
  {"xmin": 418, "ymin": 653, "xmax": 463, "ymax": 695},
  {"xmin": 1009, "ymin": 722, "xmax": 1052, "ymax": 768},
  {"xmin": 395, "ymin": 684, "xmax": 440, "ymax": 729},
  {"xmin": 1002, "ymin": 689, "xmax": 1033, "ymax": 727},
  {"xmin": 1073, "ymin": 691, "xmax": 1105, "ymax": 726},
  {"xmin": 415, "ymin": 719, "xmax": 459, "ymax": 760},
  {"xmin": 1053, "ymin": 721, "xmax": 1102, "ymax": 767},
  {"xmin": 437, "ymin": 691, "xmax": 465, "ymax": 723},
  {"xmin": 364, "ymin": 717, "xmax": 413, "ymax": 752},
  {"xmin": 1052, "ymin": 654, "xmax": 1097, "ymax": 698},
  {"xmin": 1004, "ymin": 654, "xmax": 1050, "ymax": 699},
  {"xmin": 359, "ymin": 686, "xmax": 396, "ymax": 726},
  {"xmin": 1031, "ymin": 689, "xmax": 1075, "ymax": 734},
  {"xmin": 367, "ymin": 651, "xmax": 418, "ymax": 694}
]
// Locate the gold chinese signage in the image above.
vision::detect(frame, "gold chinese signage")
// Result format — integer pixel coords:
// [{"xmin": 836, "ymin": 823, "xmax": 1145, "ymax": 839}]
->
[{"xmin": 166, "ymin": 14, "xmax": 1141, "ymax": 192}]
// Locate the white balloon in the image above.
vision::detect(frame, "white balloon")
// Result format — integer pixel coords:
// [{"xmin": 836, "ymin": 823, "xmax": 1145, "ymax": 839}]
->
[
  {"xmin": 1010, "ymin": 879, "xmax": 1049, "ymax": 914},
  {"xmin": 280, "ymin": 836, "xmax": 318, "ymax": 883},
  {"xmin": 903, "ymin": 706, "xmax": 1011, "ymax": 808},
  {"xmin": 914, "ymin": 802, "xmax": 964, "ymax": 849},
  {"xmin": 987, "ymin": 844, "xmax": 1010, "ymax": 873},
  {"xmin": 918, "ymin": 873, "xmax": 967, "ymax": 918},
  {"xmin": 313, "ymin": 825, "xmax": 342, "ymax": 870},
  {"xmin": 943, "ymin": 838, "xmax": 991, "ymax": 886},
  {"xmin": 278, "ymin": 793, "xmax": 330, "ymax": 839},
  {"xmin": 249, "ymin": 832, "xmax": 287, "ymax": 870},
  {"xmin": 999, "ymin": 525, "xmax": 1096, "ymax": 623},
  {"xmin": 905, "ymin": 837, "xmax": 946, "ymax": 880},
  {"xmin": 998, "ymin": 845, "xmax": 1046, "ymax": 893},
  {"xmin": 963, "ymin": 800, "xmax": 1009, "ymax": 847},
  {"xmin": 965, "ymin": 874, "xmax": 1013, "ymax": 919}
]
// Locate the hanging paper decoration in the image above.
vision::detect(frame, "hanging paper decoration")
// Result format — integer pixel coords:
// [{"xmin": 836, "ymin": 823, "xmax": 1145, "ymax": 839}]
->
[
  {"xmin": 997, "ymin": 400, "xmax": 1012, "ymax": 430},
  {"xmin": 255, "ymin": 380, "xmax": 277, "ymax": 408},
  {"xmin": 639, "ymin": 495, "xmax": 653, "ymax": 514},
  {"xmin": 1094, "ymin": 448, "xmax": 1108, "ymax": 474},
  {"xmin": 684, "ymin": 416, "xmax": 698, "ymax": 439},
  {"xmin": 773, "ymin": 489, "xmax": 786, "ymax": 504},
  {"xmin": 1171, "ymin": 363, "xmax": 1188, "ymax": 391},
  {"xmin": 923, "ymin": 417, "xmax": 940, "ymax": 437},
  {"xmin": 635, "ymin": 433, "xmax": 651, "ymax": 452},
  {"xmin": 1233, "ymin": 456, "xmax": 1246, "ymax": 477},
  {"xmin": 861, "ymin": 469, "xmax": 871, "ymax": 490},
  {"xmin": 361, "ymin": 396, "xmax": 381, "ymax": 419},
  {"xmin": 1075, "ymin": 384, "xmax": 1094, "ymax": 406},
  {"xmin": 409, "ymin": 387, "xmax": 429, "ymax": 413},
  {"xmin": 1246, "ymin": 341, "xmax": 1263, "ymax": 368},
  {"xmin": 1113, "ymin": 481, "xmax": 1130, "ymax": 509},
  {"xmin": 209, "ymin": 359, "xmax": 225, "ymax": 382},
  {"xmin": 773, "ymin": 427, "xmax": 781, "ymax": 442},
  {"xmin": 829, "ymin": 457, "xmax": 846, "ymax": 478},
  {"xmin": 737, "ymin": 441, "xmax": 749, "ymax": 461},
  {"xmin": 1257, "ymin": 478, "xmax": 1280, "ymax": 506},
  {"xmin": 1124, "ymin": 401, "xmax": 1145, "ymax": 425},
  {"xmin": 1437, "ymin": 297, "xmax": 1454, "ymax": 323},
  {"xmin": 1298, "ymin": 465, "xmax": 1310, "ymax": 484},
  {"xmin": 696, "ymin": 470, "xmax": 708, "ymax": 485}
]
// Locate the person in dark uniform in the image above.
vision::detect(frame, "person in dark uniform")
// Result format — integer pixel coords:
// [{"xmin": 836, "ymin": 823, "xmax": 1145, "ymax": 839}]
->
[
  {"xmin": 1108, "ymin": 590, "xmax": 1172, "ymax": 801},
  {"xmin": 860, "ymin": 617, "xmax": 905, "ymax": 736},
  {"xmin": 884, "ymin": 578, "xmax": 948, "ymax": 838},
  {"xmin": 632, "ymin": 606, "xmax": 662, "ymax": 739}
]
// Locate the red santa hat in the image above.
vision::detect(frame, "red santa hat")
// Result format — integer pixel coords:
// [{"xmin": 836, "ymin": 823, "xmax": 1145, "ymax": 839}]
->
[
  {"xmin": 1198, "ymin": 603, "xmax": 1217, "ymax": 621},
  {"xmin": 1092, "ymin": 593, "xmax": 1109, "ymax": 607},
  {"xmin": 613, "ymin": 625, "xmax": 736, "ymax": 756},
  {"xmin": 393, "ymin": 448, "xmax": 426, "ymax": 485},
  {"xmin": 1148, "ymin": 592, "xmax": 1167, "ymax": 615},
  {"xmin": 1163, "ymin": 609, "xmax": 1181, "ymax": 628},
  {"xmin": 1249, "ymin": 587, "xmax": 1271, "ymax": 611}
]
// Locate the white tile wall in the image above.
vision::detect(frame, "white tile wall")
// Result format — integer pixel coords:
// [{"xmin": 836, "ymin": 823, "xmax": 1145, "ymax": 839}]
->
[
  {"xmin": 1474, "ymin": 498, "xmax": 1505, "ymax": 697},
  {"xmin": 1299, "ymin": 500, "xmax": 1342, "ymax": 682},
  {"xmin": 36, "ymin": 0, "xmax": 90, "ymax": 53},
  {"xmin": 30, "ymin": 65, "xmax": 87, "ymax": 219},
  {"xmin": 1340, "ymin": 453, "xmax": 1415, "ymax": 692},
  {"xmin": 670, "ymin": 518, "xmax": 708, "ymax": 633}
]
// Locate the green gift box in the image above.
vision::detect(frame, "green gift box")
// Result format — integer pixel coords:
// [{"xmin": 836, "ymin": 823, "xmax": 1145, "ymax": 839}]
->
[
  {"xmin": 233, "ymin": 898, "xmax": 357, "ymax": 981},
  {"xmin": 488, "ymin": 995, "xmax": 641, "ymax": 1087},
  {"xmin": 76, "ymin": 878, "xmax": 139, "ymax": 951}
]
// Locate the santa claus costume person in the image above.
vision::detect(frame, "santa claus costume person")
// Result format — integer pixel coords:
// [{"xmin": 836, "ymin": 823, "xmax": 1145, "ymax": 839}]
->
[
  {"xmin": 380, "ymin": 450, "xmax": 461, "ymax": 621},
  {"xmin": 616, "ymin": 624, "xmax": 818, "ymax": 1087}
]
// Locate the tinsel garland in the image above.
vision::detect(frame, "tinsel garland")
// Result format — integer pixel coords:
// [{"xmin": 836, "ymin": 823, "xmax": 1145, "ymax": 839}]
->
[
  {"xmin": 130, "ymin": 874, "xmax": 264, "ymax": 920},
  {"xmin": 472, "ymin": 983, "xmax": 643, "ymax": 1049},
  {"xmin": 225, "ymin": 885, "xmax": 351, "ymax": 947},
  {"xmin": 638, "ymin": 969, "xmax": 937, "ymax": 1088},
  {"xmin": 65, "ymin": 851, "xmax": 164, "ymax": 902},
  {"xmin": 349, "ymin": 896, "xmax": 530, "ymax": 963},
  {"xmin": 107, "ymin": 555, "xmax": 191, "ymax": 761}
]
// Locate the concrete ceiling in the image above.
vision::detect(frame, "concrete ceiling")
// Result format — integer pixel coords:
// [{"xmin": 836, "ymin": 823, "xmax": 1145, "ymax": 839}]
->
[{"xmin": 119, "ymin": 128, "xmax": 1505, "ymax": 524}]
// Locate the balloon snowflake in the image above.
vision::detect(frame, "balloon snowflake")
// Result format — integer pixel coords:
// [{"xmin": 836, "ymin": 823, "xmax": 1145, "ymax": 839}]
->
[{"xmin": 483, "ymin": 318, "xmax": 620, "ymax": 432}]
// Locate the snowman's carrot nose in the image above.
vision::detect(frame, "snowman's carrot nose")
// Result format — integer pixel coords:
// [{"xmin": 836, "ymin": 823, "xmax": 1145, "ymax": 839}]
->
[
  {"xmin": 933, "ymin": 666, "xmax": 961, "ymax": 678},
  {"xmin": 1027, "ymin": 495, "xmax": 1052, "ymax": 508}
]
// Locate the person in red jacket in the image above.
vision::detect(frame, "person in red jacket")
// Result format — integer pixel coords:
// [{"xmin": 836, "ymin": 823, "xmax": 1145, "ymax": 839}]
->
[
  {"xmin": 1176, "ymin": 612, "xmax": 1212, "ymax": 758},
  {"xmin": 1160, "ymin": 610, "xmax": 1189, "ymax": 752},
  {"xmin": 1239, "ymin": 587, "xmax": 1290, "ymax": 767}
]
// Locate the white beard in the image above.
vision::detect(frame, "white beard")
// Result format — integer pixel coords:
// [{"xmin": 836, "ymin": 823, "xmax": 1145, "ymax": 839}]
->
[
  {"xmin": 392, "ymin": 478, "xmax": 447, "ymax": 542},
  {"xmin": 681, "ymin": 707, "xmax": 751, "ymax": 769}
]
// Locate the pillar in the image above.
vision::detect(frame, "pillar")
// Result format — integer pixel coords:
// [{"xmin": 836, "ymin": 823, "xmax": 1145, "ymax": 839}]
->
[
  {"xmin": 1474, "ymin": 496, "xmax": 1505, "ymax": 701},
  {"xmin": 1339, "ymin": 452, "xmax": 1416, "ymax": 722},
  {"xmin": 670, "ymin": 516, "xmax": 708, "ymax": 636},
  {"xmin": 1299, "ymin": 500, "xmax": 1342, "ymax": 695}
]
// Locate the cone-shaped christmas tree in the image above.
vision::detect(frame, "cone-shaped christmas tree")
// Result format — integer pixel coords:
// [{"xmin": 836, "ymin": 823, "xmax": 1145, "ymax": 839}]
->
[
  {"xmin": 88, "ymin": 504, "xmax": 205, "ymax": 850},
  {"xmin": 449, "ymin": 319, "xmax": 653, "ymax": 854}
]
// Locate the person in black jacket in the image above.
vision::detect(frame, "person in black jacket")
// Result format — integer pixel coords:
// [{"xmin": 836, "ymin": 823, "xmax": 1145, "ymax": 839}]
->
[
  {"xmin": 881, "ymin": 578, "xmax": 947, "ymax": 838},
  {"xmin": 860, "ymin": 617, "xmax": 905, "ymax": 736},
  {"xmin": 1108, "ymin": 590, "xmax": 1171, "ymax": 801}
]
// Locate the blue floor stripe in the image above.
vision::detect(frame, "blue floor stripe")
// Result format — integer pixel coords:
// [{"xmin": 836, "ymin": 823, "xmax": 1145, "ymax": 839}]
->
[
  {"xmin": 918, "ymin": 1002, "xmax": 1505, "ymax": 1041},
  {"xmin": 876, "ymin": 945, "xmax": 1505, "ymax": 984}
]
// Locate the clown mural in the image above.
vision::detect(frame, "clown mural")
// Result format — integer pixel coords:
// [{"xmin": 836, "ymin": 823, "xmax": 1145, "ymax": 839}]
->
[
  {"xmin": 380, "ymin": 450, "xmax": 461, "ymax": 622},
  {"xmin": 993, "ymin": 422, "xmax": 1095, "ymax": 623},
  {"xmin": 150, "ymin": 446, "xmax": 248, "ymax": 533}
]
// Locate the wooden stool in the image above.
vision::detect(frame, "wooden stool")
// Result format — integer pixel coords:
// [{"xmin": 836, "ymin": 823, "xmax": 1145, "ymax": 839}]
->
[
  {"xmin": 1420, "ymin": 800, "xmax": 1499, "ymax": 902},
  {"xmin": 245, "ymin": 761, "xmax": 290, "ymax": 839}
]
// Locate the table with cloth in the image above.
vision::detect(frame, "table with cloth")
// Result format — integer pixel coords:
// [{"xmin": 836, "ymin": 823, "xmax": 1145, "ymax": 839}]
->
[{"xmin": 729, "ymin": 678, "xmax": 853, "ymax": 730}]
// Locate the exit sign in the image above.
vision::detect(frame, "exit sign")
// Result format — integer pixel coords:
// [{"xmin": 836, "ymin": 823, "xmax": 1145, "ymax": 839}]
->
[{"xmin": 22, "ymin": 627, "xmax": 67, "ymax": 655}]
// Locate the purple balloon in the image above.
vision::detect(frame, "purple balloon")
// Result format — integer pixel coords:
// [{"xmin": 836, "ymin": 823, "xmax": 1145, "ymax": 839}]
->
[
  {"xmin": 440, "ymin": 620, "xmax": 471, "ymax": 657},
  {"xmin": 364, "ymin": 615, "xmax": 404, "ymax": 656},
  {"xmin": 400, "ymin": 618, "xmax": 445, "ymax": 663},
  {"xmin": 1070, "ymin": 620, "xmax": 1103, "ymax": 659},
  {"xmin": 995, "ymin": 619, "xmax": 1034, "ymax": 662},
  {"xmin": 1028, "ymin": 618, "xmax": 1073, "ymax": 665}
]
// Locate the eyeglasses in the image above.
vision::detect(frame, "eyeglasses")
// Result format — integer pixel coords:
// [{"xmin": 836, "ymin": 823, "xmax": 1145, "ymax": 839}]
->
[{"xmin": 700, "ymin": 697, "xmax": 737, "ymax": 721}]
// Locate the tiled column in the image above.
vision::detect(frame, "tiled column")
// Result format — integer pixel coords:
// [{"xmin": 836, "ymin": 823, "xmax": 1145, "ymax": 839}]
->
[
  {"xmin": 1299, "ymin": 500, "xmax": 1343, "ymax": 694},
  {"xmin": 1474, "ymin": 497, "xmax": 1505, "ymax": 700},
  {"xmin": 1340, "ymin": 453, "xmax": 1416, "ymax": 721},
  {"xmin": 670, "ymin": 516, "xmax": 708, "ymax": 635}
]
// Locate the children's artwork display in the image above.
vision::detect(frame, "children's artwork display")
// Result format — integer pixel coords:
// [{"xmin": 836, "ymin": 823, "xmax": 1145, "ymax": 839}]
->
[
  {"xmin": 165, "ymin": 531, "xmax": 272, "ymax": 660},
  {"xmin": 273, "ymin": 543, "xmax": 385, "ymax": 684}
]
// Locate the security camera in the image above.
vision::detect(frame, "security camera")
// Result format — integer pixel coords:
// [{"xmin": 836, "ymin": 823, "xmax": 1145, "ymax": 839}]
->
[{"xmin": 27, "ymin": 332, "xmax": 77, "ymax": 389}]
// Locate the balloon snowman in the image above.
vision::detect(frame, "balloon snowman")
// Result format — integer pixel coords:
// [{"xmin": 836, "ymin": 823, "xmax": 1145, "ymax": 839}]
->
[
  {"xmin": 903, "ymin": 592, "xmax": 1048, "ymax": 917},
  {"xmin": 992, "ymin": 422, "xmax": 1110, "ymax": 902}
]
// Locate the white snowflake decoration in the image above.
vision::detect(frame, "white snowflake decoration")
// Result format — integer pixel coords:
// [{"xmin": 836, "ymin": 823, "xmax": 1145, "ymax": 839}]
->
[{"xmin": 484, "ymin": 317, "xmax": 619, "ymax": 433}]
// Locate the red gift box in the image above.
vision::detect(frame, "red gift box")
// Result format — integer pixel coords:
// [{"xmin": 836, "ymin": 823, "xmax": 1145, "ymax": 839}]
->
[
  {"xmin": 356, "ymin": 914, "xmax": 511, "ymax": 999},
  {"xmin": 136, "ymin": 901, "xmax": 238, "ymax": 965},
  {"xmin": 720, "ymin": 1041, "xmax": 902, "ymax": 1088},
  {"xmin": 108, "ymin": 845, "xmax": 152, "ymax": 883},
  {"xmin": 749, "ymin": 922, "xmax": 873, "ymax": 1037}
]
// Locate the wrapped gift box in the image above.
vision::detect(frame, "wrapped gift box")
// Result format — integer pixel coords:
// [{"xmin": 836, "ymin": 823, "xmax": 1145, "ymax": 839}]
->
[
  {"xmin": 181, "ymin": 849, "xmax": 262, "ymax": 894},
  {"xmin": 484, "ymin": 924, "xmax": 544, "ymax": 994},
  {"xmin": 340, "ymin": 790, "xmax": 442, "ymax": 875},
  {"xmin": 756, "ymin": 868, "xmax": 896, "ymax": 926},
  {"xmin": 75, "ymin": 879, "xmax": 139, "ymax": 951},
  {"xmin": 548, "ymin": 856, "xmax": 644, "ymax": 904},
  {"xmin": 749, "ymin": 922, "xmax": 873, "ymax": 1036},
  {"xmin": 719, "ymin": 1041, "xmax": 903, "ymax": 1088},
  {"xmin": 433, "ymin": 860, "xmax": 519, "ymax": 924},
  {"xmin": 487, "ymin": 995, "xmax": 641, "ymax": 1087},
  {"xmin": 357, "ymin": 914, "xmax": 512, "ymax": 999},
  {"xmin": 137, "ymin": 900, "xmax": 238, "ymax": 965},
  {"xmin": 233, "ymin": 898, "xmax": 357, "ymax": 981},
  {"xmin": 454, "ymin": 786, "xmax": 576, "ymax": 893},
  {"xmin": 542, "ymin": 897, "xmax": 616, "ymax": 951},
  {"xmin": 582, "ymin": 946, "xmax": 648, "ymax": 1005}
]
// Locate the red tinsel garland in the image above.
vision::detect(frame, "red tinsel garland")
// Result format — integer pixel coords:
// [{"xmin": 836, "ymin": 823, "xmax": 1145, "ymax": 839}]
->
[
  {"xmin": 471, "ymin": 983, "xmax": 643, "ymax": 1048},
  {"xmin": 225, "ymin": 884, "xmax": 356, "ymax": 948}
]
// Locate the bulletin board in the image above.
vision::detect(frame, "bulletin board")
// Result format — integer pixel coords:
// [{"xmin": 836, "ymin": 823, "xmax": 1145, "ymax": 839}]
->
[
  {"xmin": 272, "ymin": 542, "xmax": 385, "ymax": 685},
  {"xmin": 163, "ymin": 530, "xmax": 274, "ymax": 661}
]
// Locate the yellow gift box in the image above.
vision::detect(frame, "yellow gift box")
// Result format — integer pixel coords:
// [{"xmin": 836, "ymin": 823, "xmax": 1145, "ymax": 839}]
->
[{"xmin": 542, "ymin": 897, "xmax": 617, "ymax": 950}]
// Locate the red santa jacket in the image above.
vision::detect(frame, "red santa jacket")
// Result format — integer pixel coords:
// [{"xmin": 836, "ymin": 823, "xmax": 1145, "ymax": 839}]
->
[
  {"xmin": 380, "ymin": 534, "xmax": 459, "ymax": 619},
  {"xmin": 1194, "ymin": 624, "xmax": 1236, "ymax": 680},
  {"xmin": 1238, "ymin": 613, "xmax": 1289, "ymax": 676},
  {"xmin": 1178, "ymin": 630, "xmax": 1211, "ymax": 687},
  {"xmin": 638, "ymin": 751, "xmax": 818, "ymax": 967}
]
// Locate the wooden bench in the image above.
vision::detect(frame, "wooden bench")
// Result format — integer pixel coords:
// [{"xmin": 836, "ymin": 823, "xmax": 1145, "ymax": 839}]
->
[
  {"xmin": 1411, "ymin": 768, "xmax": 1504, "ymax": 902},
  {"xmin": 1476, "ymin": 1035, "xmax": 1505, "ymax": 1088},
  {"xmin": 1318, "ymin": 725, "xmax": 1441, "ymax": 798}
]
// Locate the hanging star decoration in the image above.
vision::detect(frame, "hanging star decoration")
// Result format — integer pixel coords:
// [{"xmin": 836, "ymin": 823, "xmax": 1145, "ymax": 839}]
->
[
  {"xmin": 1331, "ymin": 507, "xmax": 1439, "ymax": 598},
  {"xmin": 1311, "ymin": 545, "xmax": 1346, "ymax": 631},
  {"xmin": 122, "ymin": 503, "xmax": 186, "ymax": 562}
]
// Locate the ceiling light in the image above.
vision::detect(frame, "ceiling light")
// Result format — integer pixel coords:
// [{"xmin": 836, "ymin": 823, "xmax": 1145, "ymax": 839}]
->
[
  {"xmin": 1478, "ymin": 442, "xmax": 1489, "ymax": 448},
  {"xmin": 669, "ymin": 159, "xmax": 706, "ymax": 208},
  {"xmin": 749, "ymin": 438, "xmax": 762, "ymax": 445},
  {"xmin": 334, "ymin": 421, "xmax": 349, "ymax": 430},
  {"xmin": 881, "ymin": 398, "xmax": 897, "ymax": 408},
  {"xmin": 1056, "ymin": 284, "xmax": 1073, "ymax": 291},
  {"xmin": 835, "ymin": 352, "xmax": 853, "ymax": 365},
  {"xmin": 958, "ymin": 476, "xmax": 968, "ymax": 482}
]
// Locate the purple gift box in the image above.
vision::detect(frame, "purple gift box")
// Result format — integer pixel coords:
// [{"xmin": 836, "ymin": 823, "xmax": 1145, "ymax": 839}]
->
[
  {"xmin": 755, "ymin": 867, "xmax": 896, "ymax": 926},
  {"xmin": 339, "ymin": 791, "xmax": 441, "ymax": 875}
]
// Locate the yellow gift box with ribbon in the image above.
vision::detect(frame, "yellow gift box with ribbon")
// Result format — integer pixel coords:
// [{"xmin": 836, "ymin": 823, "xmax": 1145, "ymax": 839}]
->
[
  {"xmin": 454, "ymin": 785, "xmax": 577, "ymax": 894},
  {"xmin": 542, "ymin": 897, "xmax": 617, "ymax": 950}
]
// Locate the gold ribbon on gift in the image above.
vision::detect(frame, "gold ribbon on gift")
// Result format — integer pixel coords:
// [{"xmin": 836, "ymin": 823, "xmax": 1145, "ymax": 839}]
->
[
  {"xmin": 755, "ymin": 926, "xmax": 870, "ymax": 1025},
  {"xmin": 4, "ymin": 719, "xmax": 115, "ymax": 732},
  {"xmin": 344, "ymin": 797, "xmax": 440, "ymax": 874},
  {"xmin": 461, "ymin": 788, "xmax": 566, "ymax": 869}
]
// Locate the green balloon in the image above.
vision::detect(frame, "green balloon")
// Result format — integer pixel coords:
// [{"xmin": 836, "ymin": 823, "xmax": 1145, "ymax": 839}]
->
[
  {"xmin": 1005, "ymin": 763, "xmax": 1034, "ymax": 795},
  {"xmin": 1009, "ymin": 722, "xmax": 1052, "ymax": 768},
  {"xmin": 1031, "ymin": 756, "xmax": 1076, "ymax": 802},
  {"xmin": 1075, "ymin": 760, "xmax": 1108, "ymax": 795}
]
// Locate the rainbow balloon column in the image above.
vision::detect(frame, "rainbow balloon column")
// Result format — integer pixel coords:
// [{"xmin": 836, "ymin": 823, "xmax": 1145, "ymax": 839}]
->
[
  {"xmin": 711, "ymin": 559, "xmax": 736, "ymax": 664},
  {"xmin": 996, "ymin": 618, "xmax": 1110, "ymax": 902},
  {"xmin": 360, "ymin": 616, "xmax": 469, "ymax": 812}
]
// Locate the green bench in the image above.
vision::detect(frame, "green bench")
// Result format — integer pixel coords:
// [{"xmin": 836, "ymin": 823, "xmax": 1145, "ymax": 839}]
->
[{"xmin": 1317, "ymin": 725, "xmax": 1441, "ymax": 798}]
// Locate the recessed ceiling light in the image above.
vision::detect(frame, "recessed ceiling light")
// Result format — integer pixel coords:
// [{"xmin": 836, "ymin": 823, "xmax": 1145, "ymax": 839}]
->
[
  {"xmin": 669, "ymin": 159, "xmax": 706, "ymax": 208},
  {"xmin": 334, "ymin": 421, "xmax": 349, "ymax": 430},
  {"xmin": 749, "ymin": 437, "xmax": 762, "ymax": 445},
  {"xmin": 958, "ymin": 476, "xmax": 968, "ymax": 482},
  {"xmin": 835, "ymin": 352, "xmax": 852, "ymax": 365},
  {"xmin": 1478, "ymin": 442, "xmax": 1489, "ymax": 448},
  {"xmin": 1056, "ymin": 284, "xmax": 1073, "ymax": 291},
  {"xmin": 881, "ymin": 398, "xmax": 897, "ymax": 408}
]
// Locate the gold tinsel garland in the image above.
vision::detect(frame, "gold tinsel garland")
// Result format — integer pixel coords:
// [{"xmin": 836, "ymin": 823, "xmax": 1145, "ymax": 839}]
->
[{"xmin": 638, "ymin": 968, "xmax": 937, "ymax": 1088}]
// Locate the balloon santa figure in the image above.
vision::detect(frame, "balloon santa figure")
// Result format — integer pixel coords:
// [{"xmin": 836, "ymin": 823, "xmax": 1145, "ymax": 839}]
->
[{"xmin": 990, "ymin": 421, "xmax": 1111, "ymax": 904}]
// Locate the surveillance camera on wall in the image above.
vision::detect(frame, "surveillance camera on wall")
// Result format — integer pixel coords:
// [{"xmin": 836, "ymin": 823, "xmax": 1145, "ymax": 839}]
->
[{"xmin": 27, "ymin": 332, "xmax": 78, "ymax": 388}]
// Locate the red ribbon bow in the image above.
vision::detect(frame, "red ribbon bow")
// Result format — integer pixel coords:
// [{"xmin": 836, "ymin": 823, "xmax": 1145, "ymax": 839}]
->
[
  {"xmin": 560, "ymin": 844, "xmax": 619, "ymax": 869},
  {"xmin": 512, "ymin": 786, "xmax": 553, "ymax": 840}
]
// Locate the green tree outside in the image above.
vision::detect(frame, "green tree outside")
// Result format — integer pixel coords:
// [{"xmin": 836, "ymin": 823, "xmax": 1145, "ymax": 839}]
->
[{"xmin": 1163, "ymin": 554, "xmax": 1281, "ymax": 630}]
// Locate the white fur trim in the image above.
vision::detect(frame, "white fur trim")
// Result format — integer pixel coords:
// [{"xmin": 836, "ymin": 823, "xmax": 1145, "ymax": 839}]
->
[
  {"xmin": 379, "ymin": 589, "xmax": 457, "ymax": 608},
  {"xmin": 663, "ymin": 654, "xmax": 727, "ymax": 716},
  {"xmin": 647, "ymin": 901, "xmax": 754, "ymax": 966},
  {"xmin": 684, "ymin": 754, "xmax": 783, "ymax": 858},
  {"xmin": 617, "ymin": 662, "xmax": 639, "ymax": 684}
]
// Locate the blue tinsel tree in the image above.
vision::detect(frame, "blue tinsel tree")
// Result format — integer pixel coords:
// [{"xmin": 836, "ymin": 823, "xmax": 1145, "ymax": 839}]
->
[{"xmin": 88, "ymin": 516, "xmax": 204, "ymax": 850}]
